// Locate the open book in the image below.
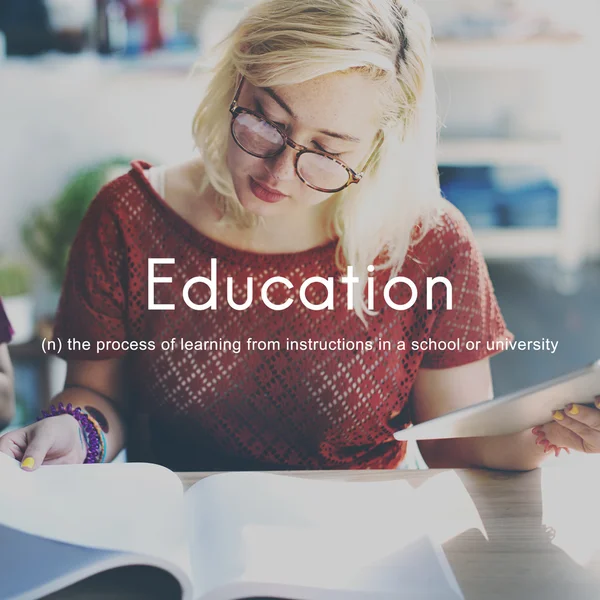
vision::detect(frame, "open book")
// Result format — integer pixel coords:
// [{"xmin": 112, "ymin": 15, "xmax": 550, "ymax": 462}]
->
[{"xmin": 0, "ymin": 452, "xmax": 467, "ymax": 600}]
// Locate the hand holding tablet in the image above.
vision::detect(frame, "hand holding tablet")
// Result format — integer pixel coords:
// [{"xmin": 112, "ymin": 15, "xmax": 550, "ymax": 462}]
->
[{"xmin": 394, "ymin": 359, "xmax": 600, "ymax": 442}]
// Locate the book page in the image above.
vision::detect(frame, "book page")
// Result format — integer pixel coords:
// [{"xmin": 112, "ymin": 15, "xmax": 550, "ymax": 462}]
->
[
  {"xmin": 0, "ymin": 452, "xmax": 192, "ymax": 578},
  {"xmin": 0, "ymin": 523, "xmax": 194, "ymax": 600},
  {"xmin": 184, "ymin": 472, "xmax": 463, "ymax": 600}
]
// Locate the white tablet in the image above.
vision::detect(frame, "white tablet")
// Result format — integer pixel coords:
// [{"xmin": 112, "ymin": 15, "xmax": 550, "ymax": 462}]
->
[{"xmin": 393, "ymin": 359, "xmax": 600, "ymax": 441}]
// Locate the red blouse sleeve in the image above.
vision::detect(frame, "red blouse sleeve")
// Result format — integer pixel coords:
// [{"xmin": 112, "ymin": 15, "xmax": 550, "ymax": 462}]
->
[
  {"xmin": 419, "ymin": 206, "xmax": 513, "ymax": 369},
  {"xmin": 0, "ymin": 299, "xmax": 13, "ymax": 344},
  {"xmin": 52, "ymin": 181, "xmax": 128, "ymax": 360}
]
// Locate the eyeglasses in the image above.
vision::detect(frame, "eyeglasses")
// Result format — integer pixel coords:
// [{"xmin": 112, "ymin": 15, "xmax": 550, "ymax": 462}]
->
[{"xmin": 229, "ymin": 77, "xmax": 383, "ymax": 193}]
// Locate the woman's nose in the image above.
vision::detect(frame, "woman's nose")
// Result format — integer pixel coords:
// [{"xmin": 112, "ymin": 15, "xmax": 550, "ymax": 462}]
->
[{"xmin": 265, "ymin": 143, "xmax": 297, "ymax": 182}]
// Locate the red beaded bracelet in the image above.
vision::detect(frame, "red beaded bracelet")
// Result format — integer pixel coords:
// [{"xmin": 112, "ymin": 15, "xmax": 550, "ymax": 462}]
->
[{"xmin": 37, "ymin": 403, "xmax": 104, "ymax": 464}]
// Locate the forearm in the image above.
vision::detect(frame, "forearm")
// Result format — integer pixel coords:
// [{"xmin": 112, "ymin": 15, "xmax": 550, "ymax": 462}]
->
[
  {"xmin": 0, "ymin": 371, "xmax": 15, "ymax": 429},
  {"xmin": 0, "ymin": 342, "xmax": 15, "ymax": 428},
  {"xmin": 419, "ymin": 429, "xmax": 550, "ymax": 471},
  {"xmin": 51, "ymin": 387, "xmax": 127, "ymax": 462}
]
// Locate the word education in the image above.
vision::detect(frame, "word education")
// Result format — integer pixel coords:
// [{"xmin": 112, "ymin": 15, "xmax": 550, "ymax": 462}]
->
[{"xmin": 147, "ymin": 258, "xmax": 453, "ymax": 312}]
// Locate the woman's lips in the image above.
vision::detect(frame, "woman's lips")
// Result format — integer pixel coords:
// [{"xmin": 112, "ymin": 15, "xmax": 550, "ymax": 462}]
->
[{"xmin": 249, "ymin": 177, "xmax": 288, "ymax": 203}]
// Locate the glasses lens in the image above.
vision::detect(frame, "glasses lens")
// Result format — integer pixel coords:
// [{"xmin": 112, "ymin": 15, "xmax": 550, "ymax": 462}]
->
[
  {"xmin": 232, "ymin": 112, "xmax": 284, "ymax": 157},
  {"xmin": 297, "ymin": 152, "xmax": 350, "ymax": 192}
]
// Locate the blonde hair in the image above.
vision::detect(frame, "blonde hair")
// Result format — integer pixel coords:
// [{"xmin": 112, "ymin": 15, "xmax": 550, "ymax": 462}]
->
[{"xmin": 192, "ymin": 0, "xmax": 444, "ymax": 323}]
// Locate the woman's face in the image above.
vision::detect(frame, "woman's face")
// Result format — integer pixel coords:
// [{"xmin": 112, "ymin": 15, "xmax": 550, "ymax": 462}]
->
[{"xmin": 226, "ymin": 71, "xmax": 382, "ymax": 217}]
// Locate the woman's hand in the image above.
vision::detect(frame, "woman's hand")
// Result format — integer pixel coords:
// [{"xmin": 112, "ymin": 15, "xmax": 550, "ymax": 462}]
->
[
  {"xmin": 0, "ymin": 415, "xmax": 87, "ymax": 470},
  {"xmin": 533, "ymin": 396, "xmax": 600, "ymax": 456}
]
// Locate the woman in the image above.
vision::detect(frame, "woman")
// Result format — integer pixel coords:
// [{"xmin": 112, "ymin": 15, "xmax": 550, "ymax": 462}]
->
[
  {"xmin": 0, "ymin": 298, "xmax": 16, "ymax": 430},
  {"xmin": 1, "ymin": 0, "xmax": 598, "ymax": 471}
]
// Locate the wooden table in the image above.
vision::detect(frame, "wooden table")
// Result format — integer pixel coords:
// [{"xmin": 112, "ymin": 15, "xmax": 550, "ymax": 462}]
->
[{"xmin": 47, "ymin": 467, "xmax": 600, "ymax": 600}]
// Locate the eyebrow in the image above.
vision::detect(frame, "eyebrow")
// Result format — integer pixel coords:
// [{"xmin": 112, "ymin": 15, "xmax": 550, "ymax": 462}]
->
[{"xmin": 262, "ymin": 87, "xmax": 362, "ymax": 144}]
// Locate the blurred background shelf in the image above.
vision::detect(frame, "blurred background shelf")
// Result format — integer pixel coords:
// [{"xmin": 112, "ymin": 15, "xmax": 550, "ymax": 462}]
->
[
  {"xmin": 475, "ymin": 228, "xmax": 558, "ymax": 259},
  {"xmin": 433, "ymin": 35, "xmax": 586, "ymax": 70},
  {"xmin": 437, "ymin": 138, "xmax": 562, "ymax": 168},
  {"xmin": 433, "ymin": 31, "xmax": 596, "ymax": 278}
]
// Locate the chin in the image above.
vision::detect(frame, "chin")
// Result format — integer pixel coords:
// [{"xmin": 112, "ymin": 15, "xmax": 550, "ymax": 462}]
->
[
  {"xmin": 238, "ymin": 192, "xmax": 291, "ymax": 217},
  {"xmin": 247, "ymin": 201, "xmax": 290, "ymax": 217}
]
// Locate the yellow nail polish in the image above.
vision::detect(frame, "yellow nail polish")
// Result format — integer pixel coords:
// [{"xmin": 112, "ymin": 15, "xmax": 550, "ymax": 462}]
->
[
  {"xmin": 21, "ymin": 457, "xmax": 35, "ymax": 470},
  {"xmin": 568, "ymin": 405, "xmax": 579, "ymax": 416},
  {"xmin": 553, "ymin": 411, "xmax": 564, "ymax": 421}
]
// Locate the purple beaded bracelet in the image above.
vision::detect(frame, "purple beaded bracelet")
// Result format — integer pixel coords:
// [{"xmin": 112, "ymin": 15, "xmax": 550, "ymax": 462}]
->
[{"xmin": 37, "ymin": 402, "xmax": 103, "ymax": 464}]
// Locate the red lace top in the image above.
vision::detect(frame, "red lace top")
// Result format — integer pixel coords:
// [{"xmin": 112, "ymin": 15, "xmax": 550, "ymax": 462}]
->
[{"xmin": 52, "ymin": 160, "xmax": 512, "ymax": 471}]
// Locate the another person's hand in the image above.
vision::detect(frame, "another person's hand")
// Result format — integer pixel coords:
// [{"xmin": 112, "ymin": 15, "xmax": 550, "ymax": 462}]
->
[
  {"xmin": 0, "ymin": 342, "xmax": 16, "ymax": 430},
  {"xmin": 533, "ymin": 396, "xmax": 600, "ymax": 456},
  {"xmin": 0, "ymin": 415, "xmax": 86, "ymax": 470}
]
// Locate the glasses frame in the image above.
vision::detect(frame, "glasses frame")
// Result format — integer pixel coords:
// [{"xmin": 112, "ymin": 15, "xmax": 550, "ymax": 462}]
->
[{"xmin": 229, "ymin": 76, "xmax": 383, "ymax": 193}]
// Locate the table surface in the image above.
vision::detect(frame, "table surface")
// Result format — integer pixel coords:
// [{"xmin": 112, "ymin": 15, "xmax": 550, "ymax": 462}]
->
[{"xmin": 46, "ymin": 467, "xmax": 600, "ymax": 600}]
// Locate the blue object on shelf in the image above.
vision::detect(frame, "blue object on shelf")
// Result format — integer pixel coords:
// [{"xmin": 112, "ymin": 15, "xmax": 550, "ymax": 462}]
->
[
  {"xmin": 439, "ymin": 166, "xmax": 500, "ymax": 229},
  {"xmin": 500, "ymin": 182, "xmax": 558, "ymax": 228}
]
